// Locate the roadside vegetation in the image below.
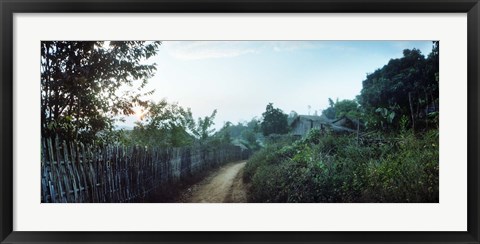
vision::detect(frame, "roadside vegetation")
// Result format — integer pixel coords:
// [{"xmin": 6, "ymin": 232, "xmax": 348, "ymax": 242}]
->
[
  {"xmin": 244, "ymin": 128, "xmax": 438, "ymax": 203},
  {"xmin": 244, "ymin": 42, "xmax": 439, "ymax": 203}
]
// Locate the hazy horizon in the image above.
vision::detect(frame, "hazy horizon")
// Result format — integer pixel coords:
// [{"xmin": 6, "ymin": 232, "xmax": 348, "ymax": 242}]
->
[{"xmin": 115, "ymin": 40, "xmax": 434, "ymax": 131}]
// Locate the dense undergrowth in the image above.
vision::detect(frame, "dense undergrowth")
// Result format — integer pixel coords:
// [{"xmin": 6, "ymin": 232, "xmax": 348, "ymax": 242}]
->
[{"xmin": 243, "ymin": 129, "xmax": 439, "ymax": 203}]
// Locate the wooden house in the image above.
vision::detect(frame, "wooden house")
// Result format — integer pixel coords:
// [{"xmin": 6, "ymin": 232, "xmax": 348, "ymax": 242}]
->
[
  {"xmin": 290, "ymin": 115, "xmax": 332, "ymax": 137},
  {"xmin": 331, "ymin": 116, "xmax": 363, "ymax": 133},
  {"xmin": 290, "ymin": 115, "xmax": 362, "ymax": 137}
]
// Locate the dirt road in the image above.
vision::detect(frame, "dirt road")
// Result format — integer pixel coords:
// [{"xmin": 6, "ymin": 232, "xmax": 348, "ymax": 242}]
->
[{"xmin": 178, "ymin": 161, "xmax": 247, "ymax": 203}]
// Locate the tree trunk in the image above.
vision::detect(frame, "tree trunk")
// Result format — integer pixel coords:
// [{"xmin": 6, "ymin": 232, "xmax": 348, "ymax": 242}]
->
[
  {"xmin": 408, "ymin": 92, "xmax": 415, "ymax": 131},
  {"xmin": 425, "ymin": 92, "xmax": 429, "ymax": 129},
  {"xmin": 356, "ymin": 119, "xmax": 360, "ymax": 145}
]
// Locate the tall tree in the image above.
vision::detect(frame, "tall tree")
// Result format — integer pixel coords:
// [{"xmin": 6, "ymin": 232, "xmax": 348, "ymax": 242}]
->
[
  {"xmin": 41, "ymin": 41, "xmax": 161, "ymax": 144},
  {"xmin": 358, "ymin": 45, "xmax": 438, "ymax": 131},
  {"xmin": 260, "ymin": 103, "xmax": 289, "ymax": 136},
  {"xmin": 213, "ymin": 122, "xmax": 232, "ymax": 145},
  {"xmin": 130, "ymin": 99, "xmax": 195, "ymax": 147},
  {"xmin": 321, "ymin": 98, "xmax": 336, "ymax": 119},
  {"xmin": 335, "ymin": 99, "xmax": 360, "ymax": 119},
  {"xmin": 190, "ymin": 110, "xmax": 218, "ymax": 142}
]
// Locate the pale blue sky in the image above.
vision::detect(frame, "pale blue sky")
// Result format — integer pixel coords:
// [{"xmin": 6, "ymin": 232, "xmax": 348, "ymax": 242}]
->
[{"xmin": 117, "ymin": 41, "xmax": 434, "ymax": 130}]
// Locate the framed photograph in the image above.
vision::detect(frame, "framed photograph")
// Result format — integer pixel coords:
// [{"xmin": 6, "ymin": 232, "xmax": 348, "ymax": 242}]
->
[{"xmin": 1, "ymin": 0, "xmax": 479, "ymax": 243}]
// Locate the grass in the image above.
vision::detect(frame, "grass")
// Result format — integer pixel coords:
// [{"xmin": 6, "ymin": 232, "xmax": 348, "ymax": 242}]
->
[{"xmin": 243, "ymin": 129, "xmax": 439, "ymax": 203}]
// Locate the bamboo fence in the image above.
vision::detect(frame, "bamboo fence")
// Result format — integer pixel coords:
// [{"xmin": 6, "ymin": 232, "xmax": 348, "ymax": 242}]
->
[{"xmin": 41, "ymin": 138, "xmax": 250, "ymax": 203}]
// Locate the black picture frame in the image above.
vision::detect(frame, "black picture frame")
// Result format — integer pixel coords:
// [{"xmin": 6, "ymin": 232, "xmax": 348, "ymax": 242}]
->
[{"xmin": 1, "ymin": 0, "xmax": 479, "ymax": 243}]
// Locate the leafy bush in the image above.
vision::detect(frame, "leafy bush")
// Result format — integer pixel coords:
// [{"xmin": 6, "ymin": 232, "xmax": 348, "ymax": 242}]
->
[
  {"xmin": 361, "ymin": 130, "xmax": 439, "ymax": 202},
  {"xmin": 244, "ymin": 129, "xmax": 439, "ymax": 203}
]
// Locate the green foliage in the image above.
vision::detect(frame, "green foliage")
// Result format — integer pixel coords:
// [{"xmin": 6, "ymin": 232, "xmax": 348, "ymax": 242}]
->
[
  {"xmin": 335, "ymin": 99, "xmax": 360, "ymax": 119},
  {"xmin": 41, "ymin": 41, "xmax": 161, "ymax": 144},
  {"xmin": 260, "ymin": 103, "xmax": 289, "ymax": 136},
  {"xmin": 244, "ymin": 43, "xmax": 441, "ymax": 203},
  {"xmin": 127, "ymin": 99, "xmax": 195, "ymax": 147},
  {"xmin": 190, "ymin": 110, "xmax": 218, "ymax": 142},
  {"xmin": 219, "ymin": 122, "xmax": 233, "ymax": 144},
  {"xmin": 243, "ymin": 138, "xmax": 299, "ymax": 183},
  {"xmin": 244, "ymin": 129, "xmax": 439, "ymax": 203},
  {"xmin": 220, "ymin": 119, "xmax": 261, "ymax": 148},
  {"xmin": 357, "ymin": 43, "xmax": 439, "ymax": 132},
  {"xmin": 123, "ymin": 99, "xmax": 220, "ymax": 148},
  {"xmin": 321, "ymin": 98, "xmax": 336, "ymax": 119},
  {"xmin": 373, "ymin": 106, "xmax": 397, "ymax": 129},
  {"xmin": 241, "ymin": 130, "xmax": 261, "ymax": 150},
  {"xmin": 321, "ymin": 98, "xmax": 360, "ymax": 121},
  {"xmin": 361, "ymin": 130, "xmax": 439, "ymax": 202}
]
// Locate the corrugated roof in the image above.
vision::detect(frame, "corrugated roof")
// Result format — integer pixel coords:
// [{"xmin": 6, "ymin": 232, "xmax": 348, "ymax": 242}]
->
[
  {"xmin": 296, "ymin": 115, "xmax": 332, "ymax": 122},
  {"xmin": 290, "ymin": 115, "xmax": 333, "ymax": 127}
]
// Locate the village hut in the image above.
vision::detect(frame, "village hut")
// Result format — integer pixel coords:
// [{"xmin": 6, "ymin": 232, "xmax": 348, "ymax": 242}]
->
[
  {"xmin": 290, "ymin": 115, "xmax": 332, "ymax": 137},
  {"xmin": 331, "ymin": 116, "xmax": 363, "ymax": 133},
  {"xmin": 290, "ymin": 115, "xmax": 363, "ymax": 137}
]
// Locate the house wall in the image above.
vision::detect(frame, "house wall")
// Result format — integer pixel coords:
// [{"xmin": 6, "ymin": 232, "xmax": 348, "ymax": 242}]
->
[
  {"xmin": 292, "ymin": 119, "xmax": 325, "ymax": 136},
  {"xmin": 292, "ymin": 120, "xmax": 309, "ymax": 136}
]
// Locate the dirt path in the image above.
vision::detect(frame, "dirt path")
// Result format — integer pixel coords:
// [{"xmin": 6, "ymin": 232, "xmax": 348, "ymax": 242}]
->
[{"xmin": 178, "ymin": 161, "xmax": 247, "ymax": 203}]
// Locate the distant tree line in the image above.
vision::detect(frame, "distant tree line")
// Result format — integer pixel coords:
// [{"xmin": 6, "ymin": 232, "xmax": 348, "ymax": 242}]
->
[
  {"xmin": 41, "ymin": 41, "xmax": 243, "ymax": 149},
  {"xmin": 41, "ymin": 41, "xmax": 439, "ymax": 151}
]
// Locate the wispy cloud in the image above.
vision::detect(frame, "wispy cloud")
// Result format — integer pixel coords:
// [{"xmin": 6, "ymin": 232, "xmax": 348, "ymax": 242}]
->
[
  {"xmin": 163, "ymin": 41, "xmax": 433, "ymax": 61},
  {"xmin": 268, "ymin": 41, "xmax": 321, "ymax": 52},
  {"xmin": 163, "ymin": 41, "xmax": 326, "ymax": 60},
  {"xmin": 164, "ymin": 41, "xmax": 257, "ymax": 60}
]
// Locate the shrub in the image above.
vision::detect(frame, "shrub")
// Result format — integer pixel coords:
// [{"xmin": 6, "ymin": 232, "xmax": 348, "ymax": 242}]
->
[{"xmin": 244, "ymin": 128, "xmax": 439, "ymax": 203}]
